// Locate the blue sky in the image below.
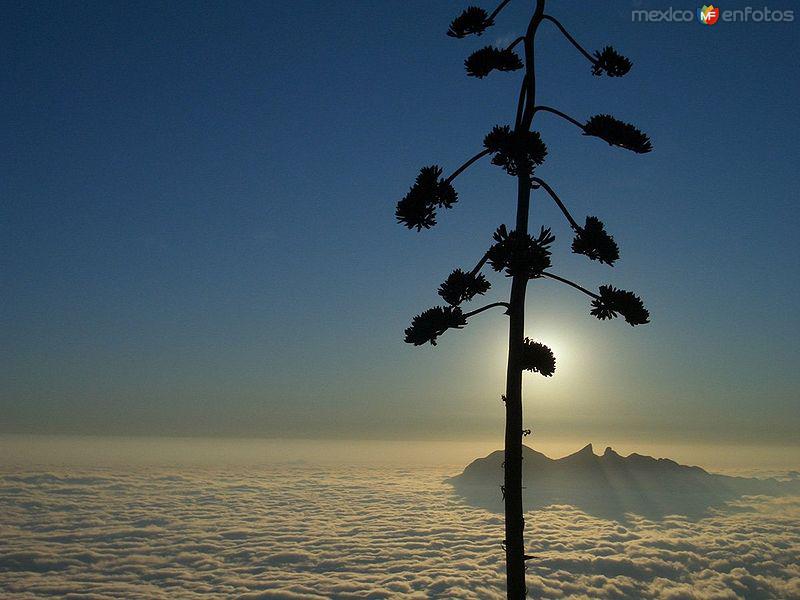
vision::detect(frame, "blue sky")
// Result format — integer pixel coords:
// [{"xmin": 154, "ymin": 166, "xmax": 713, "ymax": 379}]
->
[{"xmin": 2, "ymin": 1, "xmax": 798, "ymax": 444}]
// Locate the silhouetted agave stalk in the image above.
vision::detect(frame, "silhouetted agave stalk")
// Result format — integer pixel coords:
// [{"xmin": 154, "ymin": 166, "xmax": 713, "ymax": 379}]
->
[{"xmin": 392, "ymin": 2, "xmax": 651, "ymax": 597}]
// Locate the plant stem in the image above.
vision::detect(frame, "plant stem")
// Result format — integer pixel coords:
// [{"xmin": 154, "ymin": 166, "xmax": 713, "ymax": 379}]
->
[
  {"xmin": 542, "ymin": 271, "xmax": 600, "ymax": 299},
  {"xmin": 445, "ymin": 149, "xmax": 492, "ymax": 184},
  {"xmin": 533, "ymin": 105, "xmax": 584, "ymax": 129},
  {"xmin": 531, "ymin": 177, "xmax": 581, "ymax": 230},
  {"xmin": 506, "ymin": 36, "xmax": 525, "ymax": 52},
  {"xmin": 469, "ymin": 252, "xmax": 490, "ymax": 277},
  {"xmin": 541, "ymin": 14, "xmax": 596, "ymax": 64},
  {"xmin": 463, "ymin": 302, "xmax": 511, "ymax": 319},
  {"xmin": 514, "ymin": 74, "xmax": 528, "ymax": 129},
  {"xmin": 488, "ymin": 0, "xmax": 515, "ymax": 22},
  {"xmin": 504, "ymin": 2, "xmax": 545, "ymax": 599}
]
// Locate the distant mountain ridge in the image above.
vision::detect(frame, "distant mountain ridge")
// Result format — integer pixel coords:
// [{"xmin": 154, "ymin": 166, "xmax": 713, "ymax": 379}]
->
[{"xmin": 447, "ymin": 444, "xmax": 800, "ymax": 519}]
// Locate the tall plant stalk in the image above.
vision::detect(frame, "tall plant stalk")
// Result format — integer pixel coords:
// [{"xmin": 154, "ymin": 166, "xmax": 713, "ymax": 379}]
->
[
  {"xmin": 503, "ymin": 4, "xmax": 544, "ymax": 595},
  {"xmin": 393, "ymin": 2, "xmax": 652, "ymax": 597}
]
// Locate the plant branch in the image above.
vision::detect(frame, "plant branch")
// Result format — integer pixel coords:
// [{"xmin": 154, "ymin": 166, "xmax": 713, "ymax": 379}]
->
[
  {"xmin": 541, "ymin": 14, "xmax": 596, "ymax": 64},
  {"xmin": 542, "ymin": 271, "xmax": 600, "ymax": 300},
  {"xmin": 487, "ymin": 0, "xmax": 514, "ymax": 23},
  {"xmin": 463, "ymin": 302, "xmax": 511, "ymax": 319},
  {"xmin": 445, "ymin": 149, "xmax": 492, "ymax": 183},
  {"xmin": 514, "ymin": 74, "xmax": 528, "ymax": 129},
  {"xmin": 505, "ymin": 36, "xmax": 525, "ymax": 52},
  {"xmin": 532, "ymin": 105, "xmax": 584, "ymax": 129},
  {"xmin": 531, "ymin": 177, "xmax": 580, "ymax": 231},
  {"xmin": 470, "ymin": 251, "xmax": 491, "ymax": 277}
]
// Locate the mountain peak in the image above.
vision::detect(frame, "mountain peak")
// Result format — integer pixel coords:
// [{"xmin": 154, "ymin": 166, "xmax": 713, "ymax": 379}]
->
[
  {"xmin": 577, "ymin": 443, "xmax": 594, "ymax": 455},
  {"xmin": 560, "ymin": 443, "xmax": 597, "ymax": 464},
  {"xmin": 604, "ymin": 446, "xmax": 620, "ymax": 457}
]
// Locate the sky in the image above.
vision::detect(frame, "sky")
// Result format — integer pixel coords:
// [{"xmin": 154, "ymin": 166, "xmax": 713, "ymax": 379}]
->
[{"xmin": 2, "ymin": 1, "xmax": 799, "ymax": 450}]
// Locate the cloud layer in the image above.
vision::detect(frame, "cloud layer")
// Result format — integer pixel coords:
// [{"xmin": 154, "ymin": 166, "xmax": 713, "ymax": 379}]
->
[{"xmin": 0, "ymin": 466, "xmax": 798, "ymax": 599}]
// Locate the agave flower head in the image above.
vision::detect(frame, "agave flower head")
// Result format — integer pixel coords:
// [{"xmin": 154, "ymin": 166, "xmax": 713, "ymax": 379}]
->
[
  {"xmin": 583, "ymin": 114, "xmax": 652, "ymax": 154},
  {"xmin": 483, "ymin": 125, "xmax": 547, "ymax": 177},
  {"xmin": 447, "ymin": 6, "xmax": 494, "ymax": 38},
  {"xmin": 591, "ymin": 46, "xmax": 633, "ymax": 77},
  {"xmin": 465, "ymin": 46, "xmax": 523, "ymax": 78},
  {"xmin": 395, "ymin": 192, "xmax": 436, "ymax": 231},
  {"xmin": 395, "ymin": 165, "xmax": 458, "ymax": 231},
  {"xmin": 520, "ymin": 339, "xmax": 555, "ymax": 377},
  {"xmin": 590, "ymin": 285, "xmax": 650, "ymax": 326},
  {"xmin": 404, "ymin": 306, "xmax": 468, "ymax": 346},
  {"xmin": 487, "ymin": 224, "xmax": 555, "ymax": 279},
  {"xmin": 438, "ymin": 269, "xmax": 491, "ymax": 306},
  {"xmin": 572, "ymin": 216, "xmax": 620, "ymax": 265}
]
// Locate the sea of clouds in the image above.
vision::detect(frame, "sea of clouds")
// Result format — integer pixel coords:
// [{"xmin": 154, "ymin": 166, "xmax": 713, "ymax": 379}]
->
[{"xmin": 1, "ymin": 464, "xmax": 799, "ymax": 599}]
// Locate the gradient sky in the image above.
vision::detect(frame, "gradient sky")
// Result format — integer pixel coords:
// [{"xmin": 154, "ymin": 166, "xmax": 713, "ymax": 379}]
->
[{"xmin": 2, "ymin": 1, "xmax": 798, "ymax": 446}]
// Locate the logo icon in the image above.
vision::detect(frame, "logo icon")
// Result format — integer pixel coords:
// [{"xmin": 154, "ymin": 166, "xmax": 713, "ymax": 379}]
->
[{"xmin": 698, "ymin": 5, "xmax": 720, "ymax": 25}]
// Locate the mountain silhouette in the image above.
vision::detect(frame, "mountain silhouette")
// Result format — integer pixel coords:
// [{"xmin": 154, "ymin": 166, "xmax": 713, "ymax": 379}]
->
[{"xmin": 447, "ymin": 444, "xmax": 800, "ymax": 521}]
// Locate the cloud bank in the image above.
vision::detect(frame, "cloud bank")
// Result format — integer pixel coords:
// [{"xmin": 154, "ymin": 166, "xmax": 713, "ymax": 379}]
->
[{"xmin": 0, "ymin": 466, "xmax": 798, "ymax": 599}]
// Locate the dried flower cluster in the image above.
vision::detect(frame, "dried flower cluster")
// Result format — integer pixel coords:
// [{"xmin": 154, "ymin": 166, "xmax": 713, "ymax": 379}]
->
[
  {"xmin": 447, "ymin": 6, "xmax": 494, "ymax": 38},
  {"xmin": 583, "ymin": 114, "xmax": 652, "ymax": 154},
  {"xmin": 404, "ymin": 306, "xmax": 467, "ymax": 346},
  {"xmin": 487, "ymin": 224, "xmax": 555, "ymax": 279},
  {"xmin": 395, "ymin": 165, "xmax": 458, "ymax": 230},
  {"xmin": 483, "ymin": 125, "xmax": 548, "ymax": 177},
  {"xmin": 520, "ymin": 339, "xmax": 555, "ymax": 376},
  {"xmin": 438, "ymin": 269, "xmax": 491, "ymax": 306},
  {"xmin": 590, "ymin": 285, "xmax": 650, "ymax": 326},
  {"xmin": 571, "ymin": 216, "xmax": 620, "ymax": 265},
  {"xmin": 465, "ymin": 46, "xmax": 523, "ymax": 78},
  {"xmin": 591, "ymin": 46, "xmax": 632, "ymax": 77}
]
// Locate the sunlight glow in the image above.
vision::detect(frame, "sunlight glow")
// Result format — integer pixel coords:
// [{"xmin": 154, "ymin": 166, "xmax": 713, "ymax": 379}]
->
[{"xmin": 490, "ymin": 328, "xmax": 576, "ymax": 380}]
